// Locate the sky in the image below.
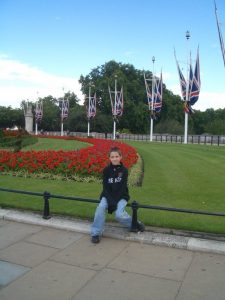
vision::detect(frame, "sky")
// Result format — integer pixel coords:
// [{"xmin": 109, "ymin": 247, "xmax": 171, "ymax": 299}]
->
[{"xmin": 0, "ymin": 0, "xmax": 224, "ymax": 111}]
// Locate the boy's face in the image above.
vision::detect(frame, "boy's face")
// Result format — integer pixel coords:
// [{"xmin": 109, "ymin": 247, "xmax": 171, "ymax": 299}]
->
[{"xmin": 109, "ymin": 151, "xmax": 122, "ymax": 165}]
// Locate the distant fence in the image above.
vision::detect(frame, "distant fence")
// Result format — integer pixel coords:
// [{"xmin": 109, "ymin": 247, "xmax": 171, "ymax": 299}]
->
[
  {"xmin": 1, "ymin": 188, "xmax": 225, "ymax": 233},
  {"xmin": 41, "ymin": 131, "xmax": 225, "ymax": 146}
]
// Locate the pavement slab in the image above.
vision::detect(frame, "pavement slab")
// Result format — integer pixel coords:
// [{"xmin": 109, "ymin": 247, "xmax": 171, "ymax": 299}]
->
[
  {"xmin": 25, "ymin": 227, "xmax": 84, "ymax": 249},
  {"xmin": 0, "ymin": 241, "xmax": 58, "ymax": 267},
  {"xmin": 0, "ymin": 219, "xmax": 9, "ymax": 227},
  {"xmin": 0, "ymin": 221, "xmax": 42, "ymax": 250},
  {"xmin": 0, "ymin": 260, "xmax": 30, "ymax": 287},
  {"xmin": 72, "ymin": 268, "xmax": 180, "ymax": 300},
  {"xmin": 108, "ymin": 242, "xmax": 194, "ymax": 281},
  {"xmin": 0, "ymin": 260, "xmax": 96, "ymax": 300},
  {"xmin": 176, "ymin": 252, "xmax": 225, "ymax": 300},
  {"xmin": 51, "ymin": 235, "xmax": 130, "ymax": 271}
]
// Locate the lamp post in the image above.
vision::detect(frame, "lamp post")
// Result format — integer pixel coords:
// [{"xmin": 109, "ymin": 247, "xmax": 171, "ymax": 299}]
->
[
  {"xmin": 35, "ymin": 91, "xmax": 39, "ymax": 135},
  {"xmin": 87, "ymin": 84, "xmax": 91, "ymax": 137},
  {"xmin": 113, "ymin": 75, "xmax": 117, "ymax": 140},
  {"xmin": 184, "ymin": 30, "xmax": 190, "ymax": 144},
  {"xmin": 87, "ymin": 83, "xmax": 94, "ymax": 137},
  {"xmin": 150, "ymin": 56, "xmax": 155, "ymax": 142},
  {"xmin": 61, "ymin": 87, "xmax": 64, "ymax": 136}
]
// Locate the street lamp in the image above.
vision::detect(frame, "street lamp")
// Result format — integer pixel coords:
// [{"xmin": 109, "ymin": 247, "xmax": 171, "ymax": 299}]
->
[
  {"xmin": 149, "ymin": 56, "xmax": 156, "ymax": 142},
  {"xmin": 186, "ymin": 30, "xmax": 190, "ymax": 40},
  {"xmin": 113, "ymin": 75, "xmax": 118, "ymax": 140},
  {"xmin": 87, "ymin": 82, "xmax": 95, "ymax": 137},
  {"xmin": 184, "ymin": 30, "xmax": 190, "ymax": 144}
]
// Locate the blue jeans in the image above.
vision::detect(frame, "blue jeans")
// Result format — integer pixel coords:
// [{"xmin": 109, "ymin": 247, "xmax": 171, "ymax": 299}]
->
[{"xmin": 91, "ymin": 197, "xmax": 132, "ymax": 236}]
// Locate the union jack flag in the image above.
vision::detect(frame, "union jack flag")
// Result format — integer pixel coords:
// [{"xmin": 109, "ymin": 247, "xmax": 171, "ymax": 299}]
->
[
  {"xmin": 175, "ymin": 52, "xmax": 187, "ymax": 102},
  {"xmin": 175, "ymin": 48, "xmax": 201, "ymax": 113},
  {"xmin": 154, "ymin": 72, "xmax": 163, "ymax": 113},
  {"xmin": 144, "ymin": 72, "xmax": 163, "ymax": 115},
  {"xmin": 61, "ymin": 99, "xmax": 69, "ymax": 120},
  {"xmin": 87, "ymin": 93, "xmax": 96, "ymax": 119},
  {"xmin": 189, "ymin": 49, "xmax": 201, "ymax": 105},
  {"xmin": 109, "ymin": 86, "xmax": 123, "ymax": 117},
  {"xmin": 35, "ymin": 101, "xmax": 43, "ymax": 122},
  {"xmin": 144, "ymin": 73, "xmax": 152, "ymax": 111}
]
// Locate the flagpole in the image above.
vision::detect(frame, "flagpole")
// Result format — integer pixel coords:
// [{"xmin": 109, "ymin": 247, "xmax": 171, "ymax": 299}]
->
[
  {"xmin": 35, "ymin": 92, "xmax": 39, "ymax": 135},
  {"xmin": 150, "ymin": 56, "xmax": 155, "ymax": 142},
  {"xmin": 184, "ymin": 30, "xmax": 190, "ymax": 144},
  {"xmin": 61, "ymin": 97, "xmax": 64, "ymax": 137},
  {"xmin": 61, "ymin": 88, "xmax": 64, "ymax": 137},
  {"xmin": 35, "ymin": 101, "xmax": 38, "ymax": 135},
  {"xmin": 87, "ymin": 85, "xmax": 91, "ymax": 137},
  {"xmin": 113, "ymin": 75, "xmax": 117, "ymax": 140}
]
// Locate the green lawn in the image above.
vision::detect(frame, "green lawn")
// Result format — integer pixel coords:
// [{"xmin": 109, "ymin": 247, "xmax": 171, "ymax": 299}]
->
[
  {"xmin": 1, "ymin": 138, "xmax": 225, "ymax": 234},
  {"xmin": 22, "ymin": 137, "xmax": 90, "ymax": 151}
]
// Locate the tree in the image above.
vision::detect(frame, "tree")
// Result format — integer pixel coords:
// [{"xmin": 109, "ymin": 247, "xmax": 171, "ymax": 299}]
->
[
  {"xmin": 40, "ymin": 96, "xmax": 60, "ymax": 131},
  {"xmin": 79, "ymin": 60, "xmax": 152, "ymax": 133},
  {"xmin": 67, "ymin": 105, "xmax": 87, "ymax": 132},
  {"xmin": 0, "ymin": 106, "xmax": 24, "ymax": 129}
]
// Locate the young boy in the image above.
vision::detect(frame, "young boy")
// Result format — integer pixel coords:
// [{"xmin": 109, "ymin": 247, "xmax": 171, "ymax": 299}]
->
[{"xmin": 91, "ymin": 146, "xmax": 145, "ymax": 243}]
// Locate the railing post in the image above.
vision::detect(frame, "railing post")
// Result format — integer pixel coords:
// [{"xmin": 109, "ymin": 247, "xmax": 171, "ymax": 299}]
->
[
  {"xmin": 130, "ymin": 201, "xmax": 139, "ymax": 232},
  {"xmin": 43, "ymin": 191, "xmax": 51, "ymax": 219}
]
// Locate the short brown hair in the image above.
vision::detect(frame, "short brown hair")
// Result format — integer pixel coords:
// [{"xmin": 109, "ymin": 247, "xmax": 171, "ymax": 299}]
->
[{"xmin": 109, "ymin": 146, "xmax": 122, "ymax": 156}]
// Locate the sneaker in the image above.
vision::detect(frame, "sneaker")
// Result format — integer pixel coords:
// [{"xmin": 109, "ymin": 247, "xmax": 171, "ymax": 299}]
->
[
  {"xmin": 91, "ymin": 235, "xmax": 100, "ymax": 244},
  {"xmin": 137, "ymin": 221, "xmax": 145, "ymax": 232}
]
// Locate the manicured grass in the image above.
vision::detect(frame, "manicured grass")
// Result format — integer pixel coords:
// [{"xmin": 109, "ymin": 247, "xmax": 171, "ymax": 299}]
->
[
  {"xmin": 22, "ymin": 137, "xmax": 90, "ymax": 151},
  {"xmin": 1, "ymin": 139, "xmax": 225, "ymax": 234},
  {"xmin": 127, "ymin": 142, "xmax": 225, "ymax": 233}
]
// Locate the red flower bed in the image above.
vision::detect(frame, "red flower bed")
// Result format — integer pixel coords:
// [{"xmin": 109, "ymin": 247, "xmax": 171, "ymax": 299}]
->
[{"xmin": 0, "ymin": 136, "xmax": 138, "ymax": 178}]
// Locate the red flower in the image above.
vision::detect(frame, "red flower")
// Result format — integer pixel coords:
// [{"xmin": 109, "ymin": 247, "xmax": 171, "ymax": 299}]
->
[{"xmin": 0, "ymin": 136, "xmax": 138, "ymax": 178}]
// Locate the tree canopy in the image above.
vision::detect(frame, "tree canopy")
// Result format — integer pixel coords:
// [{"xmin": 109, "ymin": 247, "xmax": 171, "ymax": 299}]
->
[{"xmin": 0, "ymin": 60, "xmax": 224, "ymax": 135}]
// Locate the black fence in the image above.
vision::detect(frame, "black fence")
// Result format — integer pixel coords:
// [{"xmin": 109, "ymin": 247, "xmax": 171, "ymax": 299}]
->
[
  {"xmin": 1, "ymin": 187, "xmax": 225, "ymax": 232},
  {"xmin": 42, "ymin": 131, "xmax": 225, "ymax": 146}
]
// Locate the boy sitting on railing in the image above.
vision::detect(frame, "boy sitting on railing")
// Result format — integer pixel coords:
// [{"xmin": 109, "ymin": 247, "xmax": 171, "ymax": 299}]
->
[{"xmin": 91, "ymin": 146, "xmax": 145, "ymax": 243}]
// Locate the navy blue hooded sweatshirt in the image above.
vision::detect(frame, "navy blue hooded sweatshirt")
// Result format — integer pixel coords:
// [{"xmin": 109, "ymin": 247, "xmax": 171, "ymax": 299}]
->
[{"xmin": 100, "ymin": 162, "xmax": 130, "ymax": 213}]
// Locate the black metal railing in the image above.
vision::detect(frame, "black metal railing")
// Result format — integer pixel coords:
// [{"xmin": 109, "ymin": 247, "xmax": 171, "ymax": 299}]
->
[
  {"xmin": 42, "ymin": 131, "xmax": 225, "ymax": 146},
  {"xmin": 1, "ymin": 187, "xmax": 225, "ymax": 232}
]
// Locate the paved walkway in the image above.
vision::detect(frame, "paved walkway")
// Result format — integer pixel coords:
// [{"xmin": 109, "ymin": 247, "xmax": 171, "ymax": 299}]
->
[{"xmin": 0, "ymin": 209, "xmax": 225, "ymax": 300}]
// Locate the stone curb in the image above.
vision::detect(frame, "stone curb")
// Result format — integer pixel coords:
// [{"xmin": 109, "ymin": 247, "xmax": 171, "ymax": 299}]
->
[{"xmin": 1, "ymin": 208, "xmax": 225, "ymax": 255}]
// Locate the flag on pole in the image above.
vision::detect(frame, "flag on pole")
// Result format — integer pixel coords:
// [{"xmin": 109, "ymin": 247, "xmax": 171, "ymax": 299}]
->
[
  {"xmin": 144, "ymin": 72, "xmax": 163, "ymax": 117},
  {"xmin": 61, "ymin": 99, "xmax": 69, "ymax": 120},
  {"xmin": 144, "ymin": 73, "xmax": 152, "ymax": 111},
  {"xmin": 115, "ymin": 88, "xmax": 123, "ymax": 116},
  {"xmin": 174, "ymin": 51, "xmax": 187, "ymax": 101},
  {"xmin": 189, "ymin": 48, "xmax": 201, "ymax": 105},
  {"xmin": 154, "ymin": 72, "xmax": 163, "ymax": 113},
  {"xmin": 109, "ymin": 86, "xmax": 124, "ymax": 117},
  {"xmin": 215, "ymin": 1, "xmax": 225, "ymax": 67},
  {"xmin": 35, "ymin": 101, "xmax": 43, "ymax": 122},
  {"xmin": 188, "ymin": 63, "xmax": 193, "ymax": 100},
  {"xmin": 175, "ymin": 48, "xmax": 200, "ymax": 113},
  {"xmin": 87, "ymin": 93, "xmax": 96, "ymax": 118}
]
